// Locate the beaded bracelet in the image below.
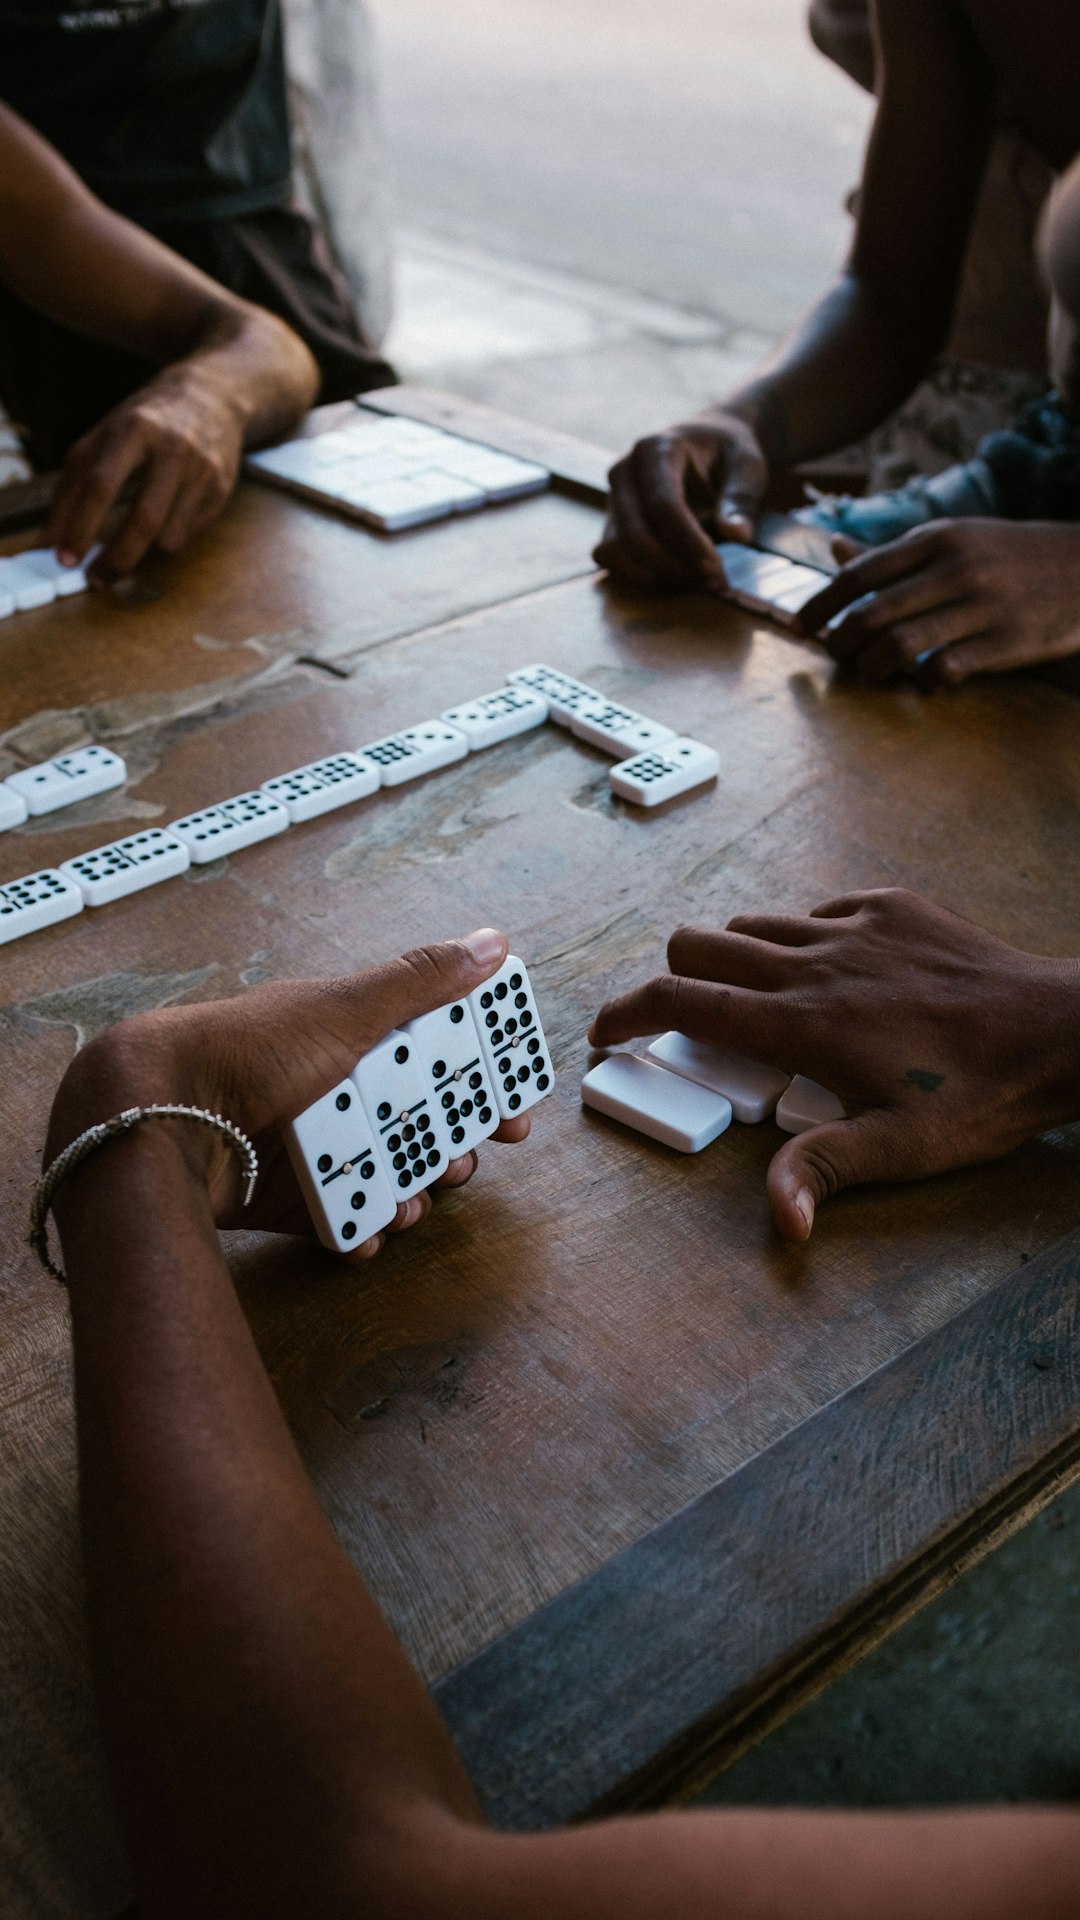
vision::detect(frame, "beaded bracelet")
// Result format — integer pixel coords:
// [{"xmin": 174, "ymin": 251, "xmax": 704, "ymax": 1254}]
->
[{"xmin": 29, "ymin": 1104, "xmax": 259, "ymax": 1284}]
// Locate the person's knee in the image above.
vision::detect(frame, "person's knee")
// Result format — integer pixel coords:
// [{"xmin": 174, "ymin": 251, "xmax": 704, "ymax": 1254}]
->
[
  {"xmin": 807, "ymin": 0, "xmax": 875, "ymax": 92},
  {"xmin": 1039, "ymin": 159, "xmax": 1080, "ymax": 406}
]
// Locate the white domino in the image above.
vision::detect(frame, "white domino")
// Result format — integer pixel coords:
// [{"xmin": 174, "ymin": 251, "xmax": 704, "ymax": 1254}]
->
[
  {"xmin": 337, "ymin": 469, "xmax": 486, "ymax": 530},
  {"xmin": 506, "ymin": 663, "xmax": 605, "ymax": 727},
  {"xmin": 570, "ymin": 697, "xmax": 675, "ymax": 758},
  {"xmin": 0, "ymin": 785, "xmax": 27, "ymax": 831},
  {"xmin": 608, "ymin": 738, "xmax": 719, "ymax": 808},
  {"xmin": 646, "ymin": 1031, "xmax": 790, "ymax": 1124},
  {"xmin": 5, "ymin": 746, "xmax": 126, "ymax": 816},
  {"xmin": 0, "ymin": 552, "xmax": 55, "ymax": 610},
  {"xmin": 440, "ymin": 685, "xmax": 549, "ymax": 749},
  {"xmin": 0, "ymin": 867, "xmax": 84, "ymax": 944},
  {"xmin": 59, "ymin": 829, "xmax": 190, "ymax": 907},
  {"xmin": 404, "ymin": 1000, "xmax": 501, "ymax": 1158},
  {"xmin": 261, "ymin": 752, "xmax": 380, "ymax": 824},
  {"xmin": 358, "ymin": 721, "xmax": 469, "ymax": 787},
  {"xmin": 424, "ymin": 442, "xmax": 549, "ymax": 501},
  {"xmin": 581, "ymin": 1052, "xmax": 732, "ymax": 1153},
  {"xmin": 285, "ymin": 1076, "xmax": 399, "ymax": 1253},
  {"xmin": 169, "ymin": 790, "xmax": 289, "ymax": 863},
  {"xmin": 467, "ymin": 954, "xmax": 554, "ymax": 1120},
  {"xmin": 352, "ymin": 1030, "xmax": 448, "ymax": 1199},
  {"xmin": 775, "ymin": 1075, "xmax": 845, "ymax": 1134},
  {"xmin": 716, "ymin": 542, "xmax": 830, "ymax": 624}
]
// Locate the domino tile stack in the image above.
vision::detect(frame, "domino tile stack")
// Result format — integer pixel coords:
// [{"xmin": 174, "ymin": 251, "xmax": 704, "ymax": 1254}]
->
[{"xmin": 285, "ymin": 956, "xmax": 553, "ymax": 1252}]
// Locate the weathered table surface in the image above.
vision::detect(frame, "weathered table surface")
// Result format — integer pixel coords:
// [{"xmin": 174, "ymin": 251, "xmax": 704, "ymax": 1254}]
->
[{"xmin": 2, "ymin": 390, "xmax": 1079, "ymax": 1919}]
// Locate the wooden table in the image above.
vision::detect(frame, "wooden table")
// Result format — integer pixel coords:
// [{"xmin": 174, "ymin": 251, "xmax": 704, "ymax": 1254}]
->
[{"xmin": 2, "ymin": 390, "xmax": 1079, "ymax": 1919}]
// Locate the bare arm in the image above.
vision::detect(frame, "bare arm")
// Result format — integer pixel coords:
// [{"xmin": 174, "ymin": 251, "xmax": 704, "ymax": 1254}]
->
[
  {"xmin": 48, "ymin": 933, "xmax": 1080, "ymax": 1918},
  {"xmin": 596, "ymin": 0, "xmax": 997, "ymax": 590},
  {"xmin": 0, "ymin": 100, "xmax": 319, "ymax": 575}
]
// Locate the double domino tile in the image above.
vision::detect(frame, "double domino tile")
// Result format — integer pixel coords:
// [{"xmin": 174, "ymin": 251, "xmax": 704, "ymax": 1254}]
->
[
  {"xmin": 582, "ymin": 1031, "xmax": 842, "ymax": 1154},
  {"xmin": 0, "ymin": 665, "xmax": 716, "ymax": 945},
  {"xmin": 286, "ymin": 956, "xmax": 553, "ymax": 1252}
]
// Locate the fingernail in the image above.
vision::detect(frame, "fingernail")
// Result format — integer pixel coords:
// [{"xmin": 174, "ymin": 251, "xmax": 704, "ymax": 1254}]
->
[
  {"xmin": 795, "ymin": 1187, "xmax": 815, "ymax": 1237},
  {"xmin": 464, "ymin": 927, "xmax": 506, "ymax": 967},
  {"xmin": 57, "ymin": 550, "xmax": 78, "ymax": 568}
]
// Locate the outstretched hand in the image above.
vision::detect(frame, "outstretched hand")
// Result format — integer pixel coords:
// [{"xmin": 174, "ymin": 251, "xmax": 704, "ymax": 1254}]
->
[
  {"xmin": 48, "ymin": 929, "xmax": 530, "ymax": 1265},
  {"xmin": 589, "ymin": 889, "xmax": 1080, "ymax": 1241}
]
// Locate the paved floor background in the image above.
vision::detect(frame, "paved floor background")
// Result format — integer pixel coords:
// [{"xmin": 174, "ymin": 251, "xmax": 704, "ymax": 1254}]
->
[{"xmin": 368, "ymin": 0, "xmax": 1080, "ymax": 1813}]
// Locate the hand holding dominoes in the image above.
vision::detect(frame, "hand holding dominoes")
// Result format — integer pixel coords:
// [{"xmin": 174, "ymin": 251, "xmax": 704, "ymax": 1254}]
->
[
  {"xmin": 47, "ymin": 930, "xmax": 545, "ymax": 1268},
  {"xmin": 584, "ymin": 888, "xmax": 1080, "ymax": 1243}
]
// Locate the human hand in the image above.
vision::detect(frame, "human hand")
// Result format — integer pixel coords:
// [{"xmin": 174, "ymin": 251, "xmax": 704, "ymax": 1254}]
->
[
  {"xmin": 46, "ymin": 362, "xmax": 246, "ymax": 581},
  {"xmin": 593, "ymin": 412, "xmax": 768, "ymax": 592},
  {"xmin": 588, "ymin": 889, "xmax": 1080, "ymax": 1241},
  {"xmin": 48, "ymin": 930, "xmax": 531, "ymax": 1264},
  {"xmin": 798, "ymin": 520, "xmax": 1080, "ymax": 685}
]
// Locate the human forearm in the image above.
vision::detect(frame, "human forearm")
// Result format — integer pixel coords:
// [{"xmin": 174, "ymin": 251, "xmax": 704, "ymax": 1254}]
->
[
  {"xmin": 713, "ymin": 270, "xmax": 945, "ymax": 471},
  {"xmin": 51, "ymin": 1066, "xmax": 478, "ymax": 1916}
]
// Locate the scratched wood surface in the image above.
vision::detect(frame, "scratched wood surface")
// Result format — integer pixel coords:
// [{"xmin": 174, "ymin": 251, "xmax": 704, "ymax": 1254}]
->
[{"xmin": 1, "ymin": 405, "xmax": 1080, "ymax": 1915}]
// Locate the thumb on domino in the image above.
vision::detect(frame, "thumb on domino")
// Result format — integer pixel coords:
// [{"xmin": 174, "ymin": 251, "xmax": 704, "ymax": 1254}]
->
[
  {"xmin": 766, "ymin": 1110, "xmax": 911, "ymax": 1243},
  {"xmin": 715, "ymin": 444, "xmax": 766, "ymax": 544}
]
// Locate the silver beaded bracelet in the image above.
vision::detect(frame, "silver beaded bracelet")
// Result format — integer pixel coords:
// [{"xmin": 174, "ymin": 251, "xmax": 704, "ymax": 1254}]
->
[{"xmin": 29, "ymin": 1104, "xmax": 259, "ymax": 1285}]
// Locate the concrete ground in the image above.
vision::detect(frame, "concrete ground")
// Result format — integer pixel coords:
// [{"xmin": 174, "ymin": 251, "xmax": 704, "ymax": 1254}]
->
[{"xmin": 367, "ymin": 0, "xmax": 1080, "ymax": 1814}]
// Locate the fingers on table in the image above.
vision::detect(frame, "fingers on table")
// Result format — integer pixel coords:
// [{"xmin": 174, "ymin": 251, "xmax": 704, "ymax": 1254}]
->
[{"xmin": 766, "ymin": 1107, "xmax": 924, "ymax": 1242}]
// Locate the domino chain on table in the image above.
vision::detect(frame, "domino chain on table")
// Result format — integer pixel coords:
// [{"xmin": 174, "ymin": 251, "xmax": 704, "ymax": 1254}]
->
[{"xmin": 0, "ymin": 665, "xmax": 719, "ymax": 944}]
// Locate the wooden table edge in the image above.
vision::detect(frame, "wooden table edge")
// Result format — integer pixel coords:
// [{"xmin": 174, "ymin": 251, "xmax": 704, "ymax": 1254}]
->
[{"xmin": 434, "ymin": 1223, "xmax": 1080, "ymax": 1827}]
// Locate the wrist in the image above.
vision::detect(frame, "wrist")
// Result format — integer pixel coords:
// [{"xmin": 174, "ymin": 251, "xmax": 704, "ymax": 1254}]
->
[{"xmin": 45, "ymin": 1026, "xmax": 210, "ymax": 1174}]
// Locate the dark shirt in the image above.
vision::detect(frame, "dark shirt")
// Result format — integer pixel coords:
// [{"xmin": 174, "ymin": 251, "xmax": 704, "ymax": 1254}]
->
[{"xmin": 0, "ymin": 0, "xmax": 292, "ymax": 223}]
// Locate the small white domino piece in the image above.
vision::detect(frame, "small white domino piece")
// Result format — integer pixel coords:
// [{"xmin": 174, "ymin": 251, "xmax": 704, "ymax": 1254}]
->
[
  {"xmin": 646, "ymin": 1031, "xmax": 790, "ymax": 1124},
  {"xmin": 581, "ymin": 1052, "xmax": 732, "ymax": 1153},
  {"xmin": 608, "ymin": 738, "xmax": 719, "ymax": 808},
  {"xmin": 358, "ymin": 721, "xmax": 469, "ymax": 787},
  {"xmin": 338, "ymin": 469, "xmax": 486, "ymax": 530},
  {"xmin": 506, "ymin": 663, "xmax": 605, "ymax": 727},
  {"xmin": 353, "ymin": 1030, "xmax": 447, "ymax": 1199},
  {"xmin": 570, "ymin": 697, "xmax": 675, "ymax": 758},
  {"xmin": 169, "ymin": 790, "xmax": 289, "ymax": 863},
  {"xmin": 59, "ymin": 829, "xmax": 190, "ymax": 907},
  {"xmin": 775, "ymin": 1075, "xmax": 845, "ymax": 1135},
  {"xmin": 285, "ymin": 1076, "xmax": 400, "ymax": 1253},
  {"xmin": 424, "ymin": 442, "xmax": 550, "ymax": 501},
  {"xmin": 403, "ymin": 1000, "xmax": 500, "ymax": 1158},
  {"xmin": 0, "ymin": 553, "xmax": 55, "ymax": 610},
  {"xmin": 0, "ymin": 785, "xmax": 27, "ymax": 831},
  {"xmin": 261, "ymin": 752, "xmax": 380, "ymax": 824},
  {"xmin": 0, "ymin": 867, "xmax": 84, "ymax": 945},
  {"xmin": 467, "ymin": 954, "xmax": 554, "ymax": 1120},
  {"xmin": 440, "ymin": 685, "xmax": 549, "ymax": 749},
  {"xmin": 5, "ymin": 746, "xmax": 126, "ymax": 817}
]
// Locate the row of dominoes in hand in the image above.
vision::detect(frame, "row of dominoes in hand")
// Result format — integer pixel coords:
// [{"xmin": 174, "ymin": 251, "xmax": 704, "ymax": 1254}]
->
[
  {"xmin": 247, "ymin": 414, "xmax": 550, "ymax": 531},
  {"xmin": 0, "ymin": 669, "xmax": 716, "ymax": 945},
  {"xmin": 0, "ymin": 545, "xmax": 92, "ymax": 619},
  {"xmin": 715, "ymin": 542, "xmax": 830, "ymax": 625},
  {"xmin": 286, "ymin": 955, "xmax": 553, "ymax": 1251},
  {"xmin": 581, "ymin": 1031, "xmax": 843, "ymax": 1151}
]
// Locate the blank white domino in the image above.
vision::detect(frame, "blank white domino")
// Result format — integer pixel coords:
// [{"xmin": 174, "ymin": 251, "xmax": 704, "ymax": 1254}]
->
[
  {"xmin": 440, "ymin": 685, "xmax": 548, "ymax": 748},
  {"xmin": 467, "ymin": 954, "xmax": 554, "ymax": 1119},
  {"xmin": 5, "ymin": 746, "xmax": 126, "ymax": 816},
  {"xmin": 570, "ymin": 697, "xmax": 675, "ymax": 758},
  {"xmin": 0, "ymin": 553, "xmax": 55, "ymax": 610},
  {"xmin": 339, "ymin": 470, "xmax": 486, "ymax": 530},
  {"xmin": 285, "ymin": 1076, "xmax": 399, "ymax": 1253},
  {"xmin": 358, "ymin": 721, "xmax": 469, "ymax": 787},
  {"xmin": 0, "ymin": 867, "xmax": 84, "ymax": 944},
  {"xmin": 506, "ymin": 663, "xmax": 605, "ymax": 727},
  {"xmin": 0, "ymin": 785, "xmax": 27, "ymax": 831},
  {"xmin": 775, "ymin": 1075, "xmax": 845, "ymax": 1135},
  {"xmin": 169, "ymin": 790, "xmax": 289, "ymax": 863},
  {"xmin": 261, "ymin": 752, "xmax": 380, "ymax": 824},
  {"xmin": 404, "ymin": 1000, "xmax": 500, "ymax": 1158},
  {"xmin": 425, "ymin": 443, "xmax": 549, "ymax": 501},
  {"xmin": 646, "ymin": 1031, "xmax": 790, "ymax": 1124},
  {"xmin": 608, "ymin": 738, "xmax": 719, "ymax": 808},
  {"xmin": 581, "ymin": 1052, "xmax": 732, "ymax": 1153},
  {"xmin": 59, "ymin": 829, "xmax": 190, "ymax": 906},
  {"xmin": 352, "ymin": 1030, "xmax": 447, "ymax": 1198}
]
